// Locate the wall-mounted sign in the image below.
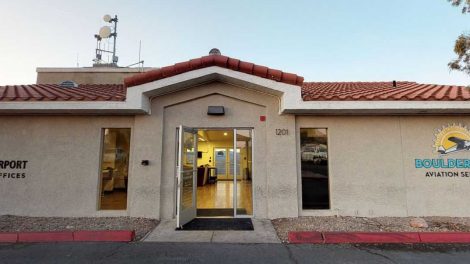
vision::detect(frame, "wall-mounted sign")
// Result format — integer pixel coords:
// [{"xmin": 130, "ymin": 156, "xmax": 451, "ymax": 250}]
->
[
  {"xmin": 0, "ymin": 160, "xmax": 28, "ymax": 179},
  {"xmin": 434, "ymin": 124, "xmax": 470, "ymax": 155},
  {"xmin": 275, "ymin": 129, "xmax": 288, "ymax": 136},
  {"xmin": 415, "ymin": 124, "xmax": 470, "ymax": 178}
]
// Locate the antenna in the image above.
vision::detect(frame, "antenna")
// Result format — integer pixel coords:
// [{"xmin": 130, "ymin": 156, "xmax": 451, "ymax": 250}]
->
[
  {"xmin": 93, "ymin": 14, "xmax": 119, "ymax": 67},
  {"xmin": 125, "ymin": 40, "xmax": 145, "ymax": 71}
]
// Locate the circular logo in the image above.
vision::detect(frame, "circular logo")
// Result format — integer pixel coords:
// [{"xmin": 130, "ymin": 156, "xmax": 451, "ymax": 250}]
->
[{"xmin": 434, "ymin": 124, "xmax": 470, "ymax": 155}]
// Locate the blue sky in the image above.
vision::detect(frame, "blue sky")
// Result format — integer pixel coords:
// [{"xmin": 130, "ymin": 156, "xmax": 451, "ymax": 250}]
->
[{"xmin": 1, "ymin": 0, "xmax": 470, "ymax": 85}]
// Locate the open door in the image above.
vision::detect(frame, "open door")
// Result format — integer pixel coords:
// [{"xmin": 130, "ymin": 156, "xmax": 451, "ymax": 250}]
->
[{"xmin": 176, "ymin": 126, "xmax": 198, "ymax": 229}]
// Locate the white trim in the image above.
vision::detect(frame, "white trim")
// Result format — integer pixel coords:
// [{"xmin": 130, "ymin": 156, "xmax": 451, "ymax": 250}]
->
[
  {"xmin": 176, "ymin": 126, "xmax": 183, "ymax": 228},
  {"xmin": 285, "ymin": 100, "xmax": 470, "ymax": 115},
  {"xmin": 0, "ymin": 101, "xmax": 146, "ymax": 115},
  {"xmin": 127, "ymin": 66, "xmax": 300, "ymax": 114},
  {"xmin": 233, "ymin": 128, "xmax": 237, "ymax": 217}
]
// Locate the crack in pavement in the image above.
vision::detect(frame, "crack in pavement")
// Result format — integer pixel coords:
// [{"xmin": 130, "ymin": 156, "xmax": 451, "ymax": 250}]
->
[
  {"xmin": 357, "ymin": 246, "xmax": 398, "ymax": 264},
  {"xmin": 284, "ymin": 245, "xmax": 299, "ymax": 264},
  {"xmin": 209, "ymin": 231, "xmax": 215, "ymax": 242},
  {"xmin": 99, "ymin": 243, "xmax": 128, "ymax": 261}
]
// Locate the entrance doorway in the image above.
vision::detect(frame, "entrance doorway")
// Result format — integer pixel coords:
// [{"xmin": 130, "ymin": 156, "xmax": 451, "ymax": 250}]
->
[{"xmin": 176, "ymin": 127, "xmax": 253, "ymax": 228}]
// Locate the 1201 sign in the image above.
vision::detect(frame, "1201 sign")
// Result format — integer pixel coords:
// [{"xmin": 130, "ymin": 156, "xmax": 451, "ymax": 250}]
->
[{"xmin": 275, "ymin": 129, "xmax": 289, "ymax": 136}]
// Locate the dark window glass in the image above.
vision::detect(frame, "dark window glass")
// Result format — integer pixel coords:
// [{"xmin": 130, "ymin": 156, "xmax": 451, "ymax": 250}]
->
[
  {"xmin": 99, "ymin": 128, "xmax": 131, "ymax": 210},
  {"xmin": 300, "ymin": 128, "xmax": 330, "ymax": 209}
]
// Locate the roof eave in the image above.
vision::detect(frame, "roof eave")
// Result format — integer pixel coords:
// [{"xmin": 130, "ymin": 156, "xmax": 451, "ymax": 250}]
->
[
  {"xmin": 0, "ymin": 101, "xmax": 146, "ymax": 115},
  {"xmin": 283, "ymin": 100, "xmax": 470, "ymax": 115}
]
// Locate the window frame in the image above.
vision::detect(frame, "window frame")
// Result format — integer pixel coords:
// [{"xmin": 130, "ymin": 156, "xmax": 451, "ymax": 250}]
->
[
  {"xmin": 97, "ymin": 127, "xmax": 132, "ymax": 211},
  {"xmin": 299, "ymin": 127, "xmax": 331, "ymax": 210}
]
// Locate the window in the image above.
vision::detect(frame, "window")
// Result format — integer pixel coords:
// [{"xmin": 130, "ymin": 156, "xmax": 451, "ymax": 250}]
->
[
  {"xmin": 300, "ymin": 128, "xmax": 330, "ymax": 209},
  {"xmin": 99, "ymin": 128, "xmax": 131, "ymax": 210}
]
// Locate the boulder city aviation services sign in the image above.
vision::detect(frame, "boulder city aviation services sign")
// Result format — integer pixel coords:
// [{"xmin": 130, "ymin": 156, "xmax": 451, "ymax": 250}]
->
[{"xmin": 415, "ymin": 124, "xmax": 470, "ymax": 178}]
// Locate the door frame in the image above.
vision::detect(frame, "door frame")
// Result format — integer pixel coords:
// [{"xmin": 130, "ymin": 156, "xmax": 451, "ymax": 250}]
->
[
  {"xmin": 176, "ymin": 127, "xmax": 254, "ymax": 223},
  {"xmin": 176, "ymin": 126, "xmax": 198, "ymax": 228},
  {"xmin": 233, "ymin": 128, "xmax": 254, "ymax": 218}
]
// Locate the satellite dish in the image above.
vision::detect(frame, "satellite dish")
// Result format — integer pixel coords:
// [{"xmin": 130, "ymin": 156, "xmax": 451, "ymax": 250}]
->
[
  {"xmin": 99, "ymin": 26, "xmax": 112, "ymax": 38},
  {"xmin": 103, "ymin": 14, "xmax": 112, "ymax": 23}
]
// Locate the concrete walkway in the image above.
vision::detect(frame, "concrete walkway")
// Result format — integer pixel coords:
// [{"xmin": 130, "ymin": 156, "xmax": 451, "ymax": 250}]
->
[{"xmin": 143, "ymin": 219, "xmax": 280, "ymax": 243}]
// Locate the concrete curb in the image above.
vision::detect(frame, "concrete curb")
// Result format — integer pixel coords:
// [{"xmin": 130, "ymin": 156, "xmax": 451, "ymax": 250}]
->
[
  {"xmin": 0, "ymin": 230, "xmax": 135, "ymax": 243},
  {"xmin": 288, "ymin": 231, "xmax": 470, "ymax": 244}
]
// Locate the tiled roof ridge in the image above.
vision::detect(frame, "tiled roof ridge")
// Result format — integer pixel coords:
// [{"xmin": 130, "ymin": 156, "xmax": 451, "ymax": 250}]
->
[{"xmin": 124, "ymin": 54, "xmax": 304, "ymax": 88}]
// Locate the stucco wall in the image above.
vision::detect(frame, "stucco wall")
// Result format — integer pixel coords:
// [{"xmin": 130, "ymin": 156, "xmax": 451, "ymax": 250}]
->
[
  {"xmin": 297, "ymin": 116, "xmax": 470, "ymax": 217},
  {"xmin": 0, "ymin": 116, "xmax": 135, "ymax": 217},
  {"xmin": 36, "ymin": 68, "xmax": 154, "ymax": 85},
  {"xmin": 0, "ymin": 81, "xmax": 299, "ymax": 220},
  {"xmin": 2, "ymin": 85, "xmax": 468, "ymax": 219},
  {"xmin": 147, "ymin": 81, "xmax": 299, "ymax": 220}
]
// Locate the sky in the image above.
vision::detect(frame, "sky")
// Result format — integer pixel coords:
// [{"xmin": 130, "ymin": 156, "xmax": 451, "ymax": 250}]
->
[{"xmin": 1, "ymin": 0, "xmax": 470, "ymax": 85}]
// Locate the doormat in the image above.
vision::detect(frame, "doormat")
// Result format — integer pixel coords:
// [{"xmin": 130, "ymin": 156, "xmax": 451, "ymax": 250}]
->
[
  {"xmin": 180, "ymin": 218, "xmax": 254, "ymax": 231},
  {"xmin": 197, "ymin": 208, "xmax": 247, "ymax": 217}
]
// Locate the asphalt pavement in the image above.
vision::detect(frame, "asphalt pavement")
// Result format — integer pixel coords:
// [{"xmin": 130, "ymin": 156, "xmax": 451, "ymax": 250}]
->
[{"xmin": 1, "ymin": 242, "xmax": 470, "ymax": 263}]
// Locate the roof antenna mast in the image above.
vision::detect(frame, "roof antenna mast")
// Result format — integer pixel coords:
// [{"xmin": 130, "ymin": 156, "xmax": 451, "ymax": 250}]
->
[
  {"xmin": 126, "ymin": 40, "xmax": 145, "ymax": 71},
  {"xmin": 93, "ymin": 14, "xmax": 119, "ymax": 67}
]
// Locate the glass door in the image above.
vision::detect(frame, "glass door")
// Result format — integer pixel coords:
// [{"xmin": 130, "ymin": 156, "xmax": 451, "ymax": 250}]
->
[
  {"xmin": 176, "ymin": 126, "xmax": 198, "ymax": 228},
  {"xmin": 229, "ymin": 148, "xmax": 241, "ymax": 179},
  {"xmin": 180, "ymin": 128, "xmax": 253, "ymax": 220},
  {"xmin": 214, "ymin": 148, "xmax": 228, "ymax": 180},
  {"xmin": 235, "ymin": 129, "xmax": 253, "ymax": 216}
]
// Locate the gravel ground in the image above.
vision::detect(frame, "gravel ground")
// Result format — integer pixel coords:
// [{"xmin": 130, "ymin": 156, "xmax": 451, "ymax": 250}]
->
[
  {"xmin": 272, "ymin": 216, "xmax": 470, "ymax": 243},
  {"xmin": 0, "ymin": 215, "xmax": 159, "ymax": 241}
]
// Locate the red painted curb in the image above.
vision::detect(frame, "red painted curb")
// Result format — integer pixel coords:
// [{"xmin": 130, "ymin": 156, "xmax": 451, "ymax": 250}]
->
[
  {"xmin": 288, "ymin": 232, "xmax": 323, "ymax": 244},
  {"xmin": 18, "ymin": 232, "xmax": 74, "ymax": 243},
  {"xmin": 419, "ymin": 232, "xmax": 470, "ymax": 243},
  {"xmin": 323, "ymin": 232, "xmax": 420, "ymax": 244},
  {"xmin": 73, "ymin": 230, "xmax": 135, "ymax": 242},
  {"xmin": 0, "ymin": 233, "xmax": 18, "ymax": 243},
  {"xmin": 288, "ymin": 231, "xmax": 470, "ymax": 244}
]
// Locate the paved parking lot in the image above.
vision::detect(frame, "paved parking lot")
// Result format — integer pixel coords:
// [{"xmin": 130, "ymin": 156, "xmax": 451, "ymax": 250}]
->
[{"xmin": 2, "ymin": 242, "xmax": 470, "ymax": 263}]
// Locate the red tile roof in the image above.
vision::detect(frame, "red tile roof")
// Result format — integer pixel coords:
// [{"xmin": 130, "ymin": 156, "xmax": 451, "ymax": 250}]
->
[
  {"xmin": 0, "ymin": 84, "xmax": 125, "ymax": 101},
  {"xmin": 124, "ymin": 54, "xmax": 304, "ymax": 87},
  {"xmin": 302, "ymin": 82, "xmax": 470, "ymax": 101},
  {"xmin": 1, "ymin": 81, "xmax": 468, "ymax": 102}
]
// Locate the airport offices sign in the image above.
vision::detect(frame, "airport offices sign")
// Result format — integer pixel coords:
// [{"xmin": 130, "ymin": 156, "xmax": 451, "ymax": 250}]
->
[
  {"xmin": 415, "ymin": 124, "xmax": 470, "ymax": 178},
  {"xmin": 0, "ymin": 160, "xmax": 28, "ymax": 179}
]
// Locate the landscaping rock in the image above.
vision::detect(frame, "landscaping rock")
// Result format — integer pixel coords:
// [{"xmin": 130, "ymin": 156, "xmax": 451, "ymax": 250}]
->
[
  {"xmin": 410, "ymin": 218, "xmax": 428, "ymax": 228},
  {"xmin": 0, "ymin": 215, "xmax": 159, "ymax": 241}
]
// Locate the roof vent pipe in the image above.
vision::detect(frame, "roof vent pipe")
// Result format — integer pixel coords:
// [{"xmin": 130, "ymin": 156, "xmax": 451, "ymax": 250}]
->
[
  {"xmin": 209, "ymin": 48, "xmax": 221, "ymax": 55},
  {"xmin": 392, "ymin": 80, "xmax": 397, "ymax": 88}
]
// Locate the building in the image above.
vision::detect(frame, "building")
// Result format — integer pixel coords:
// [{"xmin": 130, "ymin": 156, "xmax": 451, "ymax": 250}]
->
[{"xmin": 1, "ymin": 50, "xmax": 470, "ymax": 228}]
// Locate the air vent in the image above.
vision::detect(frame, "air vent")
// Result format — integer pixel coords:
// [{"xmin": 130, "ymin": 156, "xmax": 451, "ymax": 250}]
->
[{"xmin": 59, "ymin": 80, "xmax": 78, "ymax": 88}]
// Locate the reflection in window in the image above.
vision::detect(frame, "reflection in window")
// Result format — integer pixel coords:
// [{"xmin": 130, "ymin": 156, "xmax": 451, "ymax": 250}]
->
[
  {"xmin": 99, "ymin": 128, "xmax": 131, "ymax": 210},
  {"xmin": 181, "ymin": 131, "xmax": 196, "ymax": 210},
  {"xmin": 300, "ymin": 128, "xmax": 330, "ymax": 209}
]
